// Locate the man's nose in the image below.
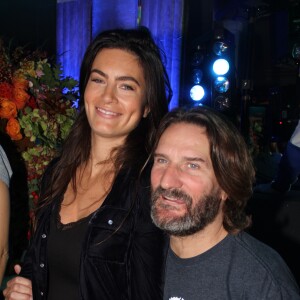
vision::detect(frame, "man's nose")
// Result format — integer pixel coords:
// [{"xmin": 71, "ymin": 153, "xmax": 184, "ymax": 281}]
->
[{"xmin": 159, "ymin": 165, "xmax": 183, "ymax": 190}]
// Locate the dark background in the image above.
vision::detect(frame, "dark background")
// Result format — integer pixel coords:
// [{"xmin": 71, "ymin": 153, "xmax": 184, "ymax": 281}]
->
[
  {"xmin": 0, "ymin": 0, "xmax": 56, "ymax": 55},
  {"xmin": 0, "ymin": 0, "xmax": 300, "ymax": 287},
  {"xmin": 0, "ymin": 0, "xmax": 299, "ymax": 137},
  {"xmin": 180, "ymin": 0, "xmax": 300, "ymax": 144}
]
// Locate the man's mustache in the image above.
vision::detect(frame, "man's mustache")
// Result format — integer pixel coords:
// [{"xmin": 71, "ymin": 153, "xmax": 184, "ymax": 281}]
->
[{"xmin": 151, "ymin": 186, "xmax": 192, "ymax": 206}]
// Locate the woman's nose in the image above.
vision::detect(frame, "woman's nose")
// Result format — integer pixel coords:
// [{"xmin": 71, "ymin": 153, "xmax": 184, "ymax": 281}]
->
[{"xmin": 101, "ymin": 84, "xmax": 117, "ymax": 103}]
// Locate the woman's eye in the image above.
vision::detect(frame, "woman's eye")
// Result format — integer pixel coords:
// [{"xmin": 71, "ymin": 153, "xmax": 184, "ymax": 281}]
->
[
  {"xmin": 120, "ymin": 84, "xmax": 134, "ymax": 91},
  {"xmin": 91, "ymin": 77, "xmax": 104, "ymax": 83}
]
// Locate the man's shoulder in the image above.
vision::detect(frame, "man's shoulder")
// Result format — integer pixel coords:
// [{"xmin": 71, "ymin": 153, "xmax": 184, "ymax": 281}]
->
[
  {"xmin": 229, "ymin": 231, "xmax": 289, "ymax": 271},
  {"xmin": 164, "ymin": 232, "xmax": 300, "ymax": 299},
  {"xmin": 232, "ymin": 231, "xmax": 287, "ymax": 266},
  {"xmin": 232, "ymin": 231, "xmax": 280, "ymax": 256},
  {"xmin": 228, "ymin": 231, "xmax": 300, "ymax": 296}
]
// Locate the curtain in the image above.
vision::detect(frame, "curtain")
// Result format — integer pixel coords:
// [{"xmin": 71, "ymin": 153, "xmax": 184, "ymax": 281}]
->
[
  {"xmin": 56, "ymin": 0, "xmax": 184, "ymax": 108},
  {"xmin": 92, "ymin": 0, "xmax": 138, "ymax": 37},
  {"xmin": 140, "ymin": 0, "xmax": 184, "ymax": 109},
  {"xmin": 56, "ymin": 0, "xmax": 92, "ymax": 81}
]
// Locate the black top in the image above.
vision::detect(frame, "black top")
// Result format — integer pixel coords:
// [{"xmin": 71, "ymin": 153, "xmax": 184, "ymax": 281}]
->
[
  {"xmin": 20, "ymin": 164, "xmax": 167, "ymax": 300},
  {"xmin": 47, "ymin": 206, "xmax": 91, "ymax": 300}
]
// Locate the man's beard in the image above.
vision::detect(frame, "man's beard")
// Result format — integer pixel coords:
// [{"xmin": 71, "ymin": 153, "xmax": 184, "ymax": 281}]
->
[{"xmin": 151, "ymin": 186, "xmax": 222, "ymax": 237}]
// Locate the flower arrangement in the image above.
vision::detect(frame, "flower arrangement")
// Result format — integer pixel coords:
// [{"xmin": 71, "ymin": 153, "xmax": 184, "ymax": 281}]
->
[{"xmin": 0, "ymin": 40, "xmax": 79, "ymax": 208}]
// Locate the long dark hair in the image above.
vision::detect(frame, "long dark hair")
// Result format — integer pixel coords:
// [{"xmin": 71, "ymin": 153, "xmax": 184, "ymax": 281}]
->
[
  {"xmin": 37, "ymin": 27, "xmax": 172, "ymax": 210},
  {"xmin": 152, "ymin": 106, "xmax": 255, "ymax": 233}
]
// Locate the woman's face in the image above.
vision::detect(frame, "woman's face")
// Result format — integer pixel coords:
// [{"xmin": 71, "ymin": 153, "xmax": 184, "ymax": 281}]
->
[{"xmin": 84, "ymin": 48, "xmax": 149, "ymax": 142}]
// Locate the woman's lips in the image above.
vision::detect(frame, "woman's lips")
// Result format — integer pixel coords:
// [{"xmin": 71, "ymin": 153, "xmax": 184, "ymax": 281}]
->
[{"xmin": 96, "ymin": 107, "xmax": 121, "ymax": 117}]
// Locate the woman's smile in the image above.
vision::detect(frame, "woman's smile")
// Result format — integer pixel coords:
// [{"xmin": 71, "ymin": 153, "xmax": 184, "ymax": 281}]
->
[{"xmin": 96, "ymin": 106, "xmax": 121, "ymax": 118}]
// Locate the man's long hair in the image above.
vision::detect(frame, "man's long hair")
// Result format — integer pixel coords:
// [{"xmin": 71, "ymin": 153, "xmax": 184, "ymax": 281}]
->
[{"xmin": 152, "ymin": 106, "xmax": 255, "ymax": 233}]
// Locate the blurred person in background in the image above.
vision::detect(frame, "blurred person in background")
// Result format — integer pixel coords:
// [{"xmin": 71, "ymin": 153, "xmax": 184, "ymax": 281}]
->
[
  {"xmin": 255, "ymin": 119, "xmax": 300, "ymax": 194},
  {"xmin": 0, "ymin": 145, "xmax": 12, "ymax": 285}
]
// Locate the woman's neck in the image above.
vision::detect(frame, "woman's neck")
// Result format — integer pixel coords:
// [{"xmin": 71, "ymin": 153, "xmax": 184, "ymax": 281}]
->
[{"xmin": 90, "ymin": 133, "xmax": 125, "ymax": 163}]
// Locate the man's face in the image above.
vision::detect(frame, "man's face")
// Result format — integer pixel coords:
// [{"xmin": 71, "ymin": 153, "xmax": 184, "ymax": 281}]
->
[{"xmin": 151, "ymin": 122, "xmax": 227, "ymax": 237}]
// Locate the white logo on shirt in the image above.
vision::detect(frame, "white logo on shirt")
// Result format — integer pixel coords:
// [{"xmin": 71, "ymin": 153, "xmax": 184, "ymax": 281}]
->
[{"xmin": 169, "ymin": 298, "xmax": 184, "ymax": 300}]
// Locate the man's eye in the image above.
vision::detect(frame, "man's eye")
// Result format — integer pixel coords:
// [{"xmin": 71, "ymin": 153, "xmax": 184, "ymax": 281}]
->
[
  {"xmin": 187, "ymin": 163, "xmax": 199, "ymax": 169},
  {"xmin": 155, "ymin": 158, "xmax": 167, "ymax": 164}
]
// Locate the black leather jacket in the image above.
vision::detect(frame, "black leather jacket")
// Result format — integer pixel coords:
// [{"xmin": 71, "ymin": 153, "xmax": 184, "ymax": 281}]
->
[{"xmin": 20, "ymin": 166, "xmax": 166, "ymax": 299}]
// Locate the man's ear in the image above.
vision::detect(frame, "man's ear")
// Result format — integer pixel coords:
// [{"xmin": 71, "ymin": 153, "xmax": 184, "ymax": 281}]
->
[{"xmin": 220, "ymin": 190, "xmax": 228, "ymax": 202}]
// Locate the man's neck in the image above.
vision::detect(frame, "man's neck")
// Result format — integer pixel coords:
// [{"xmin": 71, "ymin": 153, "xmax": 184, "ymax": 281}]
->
[{"xmin": 169, "ymin": 219, "xmax": 228, "ymax": 259}]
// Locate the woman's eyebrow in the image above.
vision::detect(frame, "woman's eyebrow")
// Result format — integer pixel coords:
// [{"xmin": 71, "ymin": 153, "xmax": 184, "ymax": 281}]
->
[
  {"xmin": 116, "ymin": 76, "xmax": 140, "ymax": 86},
  {"xmin": 90, "ymin": 69, "xmax": 140, "ymax": 86}
]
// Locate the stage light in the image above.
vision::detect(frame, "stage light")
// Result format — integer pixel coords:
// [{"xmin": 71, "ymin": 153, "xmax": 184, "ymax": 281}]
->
[
  {"xmin": 212, "ymin": 41, "xmax": 228, "ymax": 56},
  {"xmin": 212, "ymin": 58, "xmax": 230, "ymax": 76},
  {"xmin": 185, "ymin": 27, "xmax": 235, "ymax": 110},
  {"xmin": 190, "ymin": 85, "xmax": 205, "ymax": 101},
  {"xmin": 192, "ymin": 68, "xmax": 203, "ymax": 85},
  {"xmin": 209, "ymin": 27, "xmax": 236, "ymax": 115},
  {"xmin": 191, "ymin": 45, "xmax": 204, "ymax": 67},
  {"xmin": 214, "ymin": 76, "xmax": 229, "ymax": 93},
  {"xmin": 214, "ymin": 95, "xmax": 230, "ymax": 111}
]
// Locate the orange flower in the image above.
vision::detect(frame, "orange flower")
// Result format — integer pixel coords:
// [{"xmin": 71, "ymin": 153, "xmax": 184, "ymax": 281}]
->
[
  {"xmin": 0, "ymin": 97, "xmax": 18, "ymax": 119},
  {"xmin": 13, "ymin": 88, "xmax": 30, "ymax": 109},
  {"xmin": 0, "ymin": 82, "xmax": 13, "ymax": 99},
  {"xmin": 6, "ymin": 118, "xmax": 22, "ymax": 140},
  {"xmin": 12, "ymin": 77, "xmax": 30, "ymax": 109},
  {"xmin": 12, "ymin": 77, "xmax": 29, "ymax": 90}
]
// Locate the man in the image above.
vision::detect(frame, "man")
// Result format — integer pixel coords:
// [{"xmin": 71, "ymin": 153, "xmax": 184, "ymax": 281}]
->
[{"xmin": 150, "ymin": 106, "xmax": 300, "ymax": 299}]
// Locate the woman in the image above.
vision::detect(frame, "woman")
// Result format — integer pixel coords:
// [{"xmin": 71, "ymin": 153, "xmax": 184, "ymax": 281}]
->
[
  {"xmin": 0, "ymin": 145, "xmax": 12, "ymax": 286},
  {"xmin": 4, "ymin": 27, "xmax": 172, "ymax": 299}
]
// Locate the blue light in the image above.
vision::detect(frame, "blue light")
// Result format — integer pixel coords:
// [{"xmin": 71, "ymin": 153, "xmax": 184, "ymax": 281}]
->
[
  {"xmin": 192, "ymin": 69, "xmax": 203, "ymax": 84},
  {"xmin": 214, "ymin": 76, "xmax": 229, "ymax": 93},
  {"xmin": 212, "ymin": 41, "xmax": 228, "ymax": 56},
  {"xmin": 190, "ymin": 85, "xmax": 205, "ymax": 101},
  {"xmin": 212, "ymin": 58, "xmax": 230, "ymax": 75}
]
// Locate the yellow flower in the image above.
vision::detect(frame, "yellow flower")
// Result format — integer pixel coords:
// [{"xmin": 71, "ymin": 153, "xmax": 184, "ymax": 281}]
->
[{"xmin": 18, "ymin": 61, "xmax": 36, "ymax": 77}]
